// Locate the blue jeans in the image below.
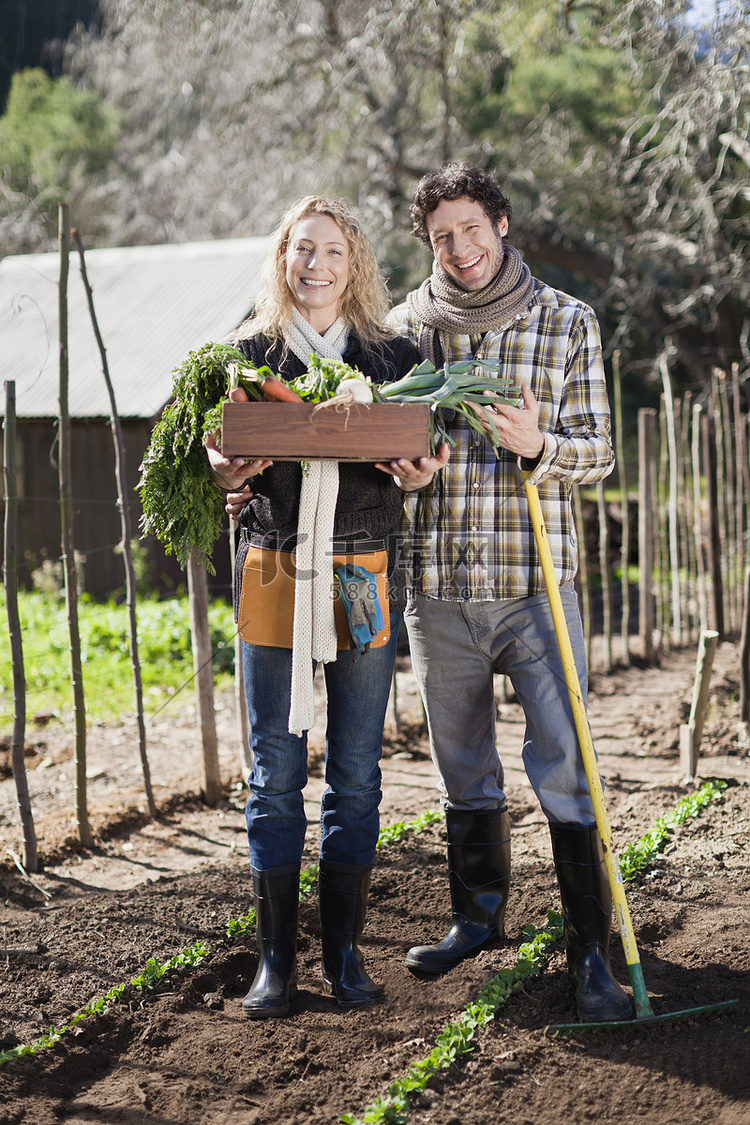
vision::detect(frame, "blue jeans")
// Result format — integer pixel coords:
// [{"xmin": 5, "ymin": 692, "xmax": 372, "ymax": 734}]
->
[
  {"xmin": 404, "ymin": 589, "xmax": 598, "ymax": 825},
  {"xmin": 242, "ymin": 616, "xmax": 400, "ymax": 872}
]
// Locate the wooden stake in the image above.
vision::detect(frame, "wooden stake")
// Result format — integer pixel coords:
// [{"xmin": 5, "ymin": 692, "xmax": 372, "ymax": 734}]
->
[
  {"xmin": 681, "ymin": 393, "xmax": 696, "ymax": 643},
  {"xmin": 739, "ymin": 566, "xmax": 750, "ymax": 740},
  {"xmin": 637, "ymin": 409, "xmax": 657, "ymax": 664},
  {"xmin": 572, "ymin": 485, "xmax": 592, "ymax": 668},
  {"xmin": 71, "ymin": 228, "xmax": 156, "ymax": 818},
  {"xmin": 596, "ymin": 481, "xmax": 612, "ymax": 672},
  {"xmin": 229, "ymin": 523, "xmax": 252, "ymax": 781},
  {"xmin": 2, "ymin": 381, "xmax": 38, "ymax": 873},
  {"xmin": 58, "ymin": 203, "xmax": 92, "ymax": 848},
  {"xmin": 732, "ymin": 364, "xmax": 748, "ymax": 632},
  {"xmin": 612, "ymin": 350, "xmax": 630, "ymax": 666},
  {"xmin": 660, "ymin": 354, "xmax": 681, "ymax": 647},
  {"xmin": 679, "ymin": 630, "xmax": 719, "ymax": 782},
  {"xmin": 657, "ymin": 400, "xmax": 669, "ymax": 648},
  {"xmin": 691, "ymin": 404, "xmax": 708, "ymax": 635},
  {"xmin": 714, "ymin": 369, "xmax": 733, "ymax": 632},
  {"xmin": 188, "ymin": 551, "xmax": 221, "ymax": 806},
  {"xmin": 701, "ymin": 409, "xmax": 724, "ymax": 638},
  {"xmin": 674, "ymin": 394, "xmax": 689, "ymax": 645}
]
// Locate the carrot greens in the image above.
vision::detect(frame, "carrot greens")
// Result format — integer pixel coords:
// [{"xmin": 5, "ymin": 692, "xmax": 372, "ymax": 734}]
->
[{"xmin": 137, "ymin": 342, "xmax": 260, "ymax": 573}]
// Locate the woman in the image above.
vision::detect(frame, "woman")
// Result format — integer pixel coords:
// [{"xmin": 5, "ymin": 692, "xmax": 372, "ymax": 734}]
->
[{"xmin": 207, "ymin": 197, "xmax": 422, "ymax": 1019}]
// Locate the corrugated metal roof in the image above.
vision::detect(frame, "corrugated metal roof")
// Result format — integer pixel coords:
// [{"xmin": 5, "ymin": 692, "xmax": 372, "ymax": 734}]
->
[{"xmin": 0, "ymin": 236, "xmax": 269, "ymax": 419}]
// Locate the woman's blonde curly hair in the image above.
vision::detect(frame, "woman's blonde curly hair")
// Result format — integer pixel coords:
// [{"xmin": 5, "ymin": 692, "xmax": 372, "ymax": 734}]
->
[{"xmin": 237, "ymin": 196, "xmax": 392, "ymax": 345}]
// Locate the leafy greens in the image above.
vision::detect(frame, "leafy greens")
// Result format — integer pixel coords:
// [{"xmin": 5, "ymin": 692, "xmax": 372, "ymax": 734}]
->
[{"xmin": 137, "ymin": 342, "xmax": 259, "ymax": 573}]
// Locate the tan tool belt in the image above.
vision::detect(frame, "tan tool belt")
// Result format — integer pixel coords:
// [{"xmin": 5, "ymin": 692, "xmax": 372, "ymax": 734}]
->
[{"xmin": 238, "ymin": 542, "xmax": 390, "ymax": 650}]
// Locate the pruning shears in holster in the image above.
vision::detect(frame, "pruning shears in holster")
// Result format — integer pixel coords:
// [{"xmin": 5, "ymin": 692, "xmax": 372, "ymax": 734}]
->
[{"xmin": 334, "ymin": 564, "xmax": 385, "ymax": 659}]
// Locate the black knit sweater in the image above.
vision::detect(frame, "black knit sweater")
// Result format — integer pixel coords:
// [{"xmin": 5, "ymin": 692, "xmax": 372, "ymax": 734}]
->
[{"xmin": 231, "ymin": 331, "xmax": 420, "ymax": 617}]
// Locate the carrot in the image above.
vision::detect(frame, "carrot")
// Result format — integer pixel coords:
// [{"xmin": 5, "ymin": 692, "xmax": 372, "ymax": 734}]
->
[{"xmin": 261, "ymin": 376, "xmax": 303, "ymax": 402}]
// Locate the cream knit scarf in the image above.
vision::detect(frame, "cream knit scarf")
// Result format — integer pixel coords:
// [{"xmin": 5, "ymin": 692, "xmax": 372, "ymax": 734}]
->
[
  {"xmin": 285, "ymin": 308, "xmax": 348, "ymax": 735},
  {"xmin": 406, "ymin": 246, "xmax": 534, "ymax": 364}
]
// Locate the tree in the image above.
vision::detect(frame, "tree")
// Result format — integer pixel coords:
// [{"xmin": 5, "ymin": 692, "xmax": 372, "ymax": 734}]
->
[
  {"xmin": 0, "ymin": 67, "xmax": 121, "ymax": 251},
  {"xmin": 2, "ymin": 0, "xmax": 748, "ymax": 391},
  {"xmin": 0, "ymin": 0, "xmax": 101, "ymax": 112},
  {"xmin": 60, "ymin": 0, "xmax": 500, "ymax": 258},
  {"xmin": 0, "ymin": 68, "xmax": 119, "ymax": 192},
  {"xmin": 459, "ymin": 1, "xmax": 750, "ymax": 384}
]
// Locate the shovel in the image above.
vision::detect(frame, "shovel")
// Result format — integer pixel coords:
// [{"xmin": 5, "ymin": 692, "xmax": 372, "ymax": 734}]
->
[{"xmin": 523, "ymin": 476, "xmax": 738, "ymax": 1031}]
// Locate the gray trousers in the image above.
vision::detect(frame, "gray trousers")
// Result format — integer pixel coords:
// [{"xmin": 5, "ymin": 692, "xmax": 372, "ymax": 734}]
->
[{"xmin": 404, "ymin": 587, "xmax": 599, "ymax": 825}]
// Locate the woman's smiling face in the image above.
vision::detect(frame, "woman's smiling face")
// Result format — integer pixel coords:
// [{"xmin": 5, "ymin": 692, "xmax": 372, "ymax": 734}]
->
[{"xmin": 285, "ymin": 213, "xmax": 351, "ymax": 332}]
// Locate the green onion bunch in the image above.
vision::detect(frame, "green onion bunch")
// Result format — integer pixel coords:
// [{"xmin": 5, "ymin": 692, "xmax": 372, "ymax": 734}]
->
[{"xmin": 373, "ymin": 357, "xmax": 518, "ymax": 452}]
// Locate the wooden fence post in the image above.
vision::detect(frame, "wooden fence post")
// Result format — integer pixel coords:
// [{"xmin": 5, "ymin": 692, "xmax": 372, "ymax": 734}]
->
[
  {"xmin": 638, "ymin": 408, "xmax": 657, "ymax": 663},
  {"xmin": 701, "ymin": 409, "xmax": 725, "ymax": 639},
  {"xmin": 72, "ymin": 228, "xmax": 156, "ymax": 818},
  {"xmin": 660, "ymin": 355, "xmax": 682, "ymax": 647},
  {"xmin": 740, "ymin": 566, "xmax": 750, "ymax": 742},
  {"xmin": 679, "ymin": 630, "xmax": 720, "ymax": 782},
  {"xmin": 612, "ymin": 349, "xmax": 630, "ymax": 665},
  {"xmin": 229, "ymin": 523, "xmax": 252, "ymax": 781},
  {"xmin": 188, "ymin": 551, "xmax": 221, "ymax": 806},
  {"xmin": 3, "ymin": 381, "xmax": 38, "ymax": 872},
  {"xmin": 58, "ymin": 203, "xmax": 92, "ymax": 848},
  {"xmin": 596, "ymin": 480, "xmax": 612, "ymax": 671}
]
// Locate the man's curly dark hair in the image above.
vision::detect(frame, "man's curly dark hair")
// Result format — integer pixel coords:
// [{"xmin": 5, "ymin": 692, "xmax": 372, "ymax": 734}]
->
[{"xmin": 410, "ymin": 162, "xmax": 513, "ymax": 246}]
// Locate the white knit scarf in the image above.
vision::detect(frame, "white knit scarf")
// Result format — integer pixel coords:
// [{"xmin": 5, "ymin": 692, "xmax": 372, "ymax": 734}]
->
[{"xmin": 286, "ymin": 308, "xmax": 348, "ymax": 735}]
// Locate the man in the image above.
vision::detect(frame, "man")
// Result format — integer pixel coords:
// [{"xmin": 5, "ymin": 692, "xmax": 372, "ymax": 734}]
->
[{"xmin": 377, "ymin": 162, "xmax": 632, "ymax": 1024}]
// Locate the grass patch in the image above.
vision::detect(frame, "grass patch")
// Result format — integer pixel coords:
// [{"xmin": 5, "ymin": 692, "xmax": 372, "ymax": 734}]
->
[{"xmin": 0, "ymin": 590, "xmax": 236, "ymax": 728}]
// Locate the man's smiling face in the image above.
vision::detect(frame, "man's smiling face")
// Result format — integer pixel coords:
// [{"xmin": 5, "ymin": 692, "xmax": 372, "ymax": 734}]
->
[{"xmin": 425, "ymin": 196, "xmax": 509, "ymax": 292}]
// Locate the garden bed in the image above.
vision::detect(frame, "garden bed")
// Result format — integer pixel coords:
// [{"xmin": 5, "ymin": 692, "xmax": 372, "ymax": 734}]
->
[{"xmin": 0, "ymin": 642, "xmax": 748, "ymax": 1125}]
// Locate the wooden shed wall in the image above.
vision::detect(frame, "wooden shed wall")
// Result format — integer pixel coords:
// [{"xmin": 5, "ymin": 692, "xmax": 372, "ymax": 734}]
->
[{"xmin": 1, "ymin": 419, "xmax": 233, "ymax": 601}]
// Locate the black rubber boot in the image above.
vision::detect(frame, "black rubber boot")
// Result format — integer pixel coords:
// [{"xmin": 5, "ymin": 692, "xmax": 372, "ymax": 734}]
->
[
  {"xmin": 319, "ymin": 862, "xmax": 383, "ymax": 1008},
  {"xmin": 242, "ymin": 865, "xmax": 299, "ymax": 1019},
  {"xmin": 550, "ymin": 824, "xmax": 633, "ymax": 1023},
  {"xmin": 405, "ymin": 808, "xmax": 511, "ymax": 975}
]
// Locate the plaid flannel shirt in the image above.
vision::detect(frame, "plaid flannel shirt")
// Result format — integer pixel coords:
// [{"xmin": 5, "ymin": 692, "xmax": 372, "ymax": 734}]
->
[{"xmin": 387, "ymin": 277, "xmax": 615, "ymax": 601}]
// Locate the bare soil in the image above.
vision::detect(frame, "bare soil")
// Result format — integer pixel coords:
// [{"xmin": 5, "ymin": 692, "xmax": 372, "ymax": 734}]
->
[{"xmin": 0, "ymin": 640, "xmax": 749, "ymax": 1125}]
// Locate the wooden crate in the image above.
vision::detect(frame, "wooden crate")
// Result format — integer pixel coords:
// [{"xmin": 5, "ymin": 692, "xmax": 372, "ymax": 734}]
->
[{"xmin": 220, "ymin": 401, "xmax": 431, "ymax": 461}]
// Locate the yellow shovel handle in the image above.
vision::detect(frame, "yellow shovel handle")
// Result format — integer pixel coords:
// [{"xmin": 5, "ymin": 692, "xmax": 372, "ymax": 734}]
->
[{"xmin": 523, "ymin": 479, "xmax": 647, "ymax": 989}]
